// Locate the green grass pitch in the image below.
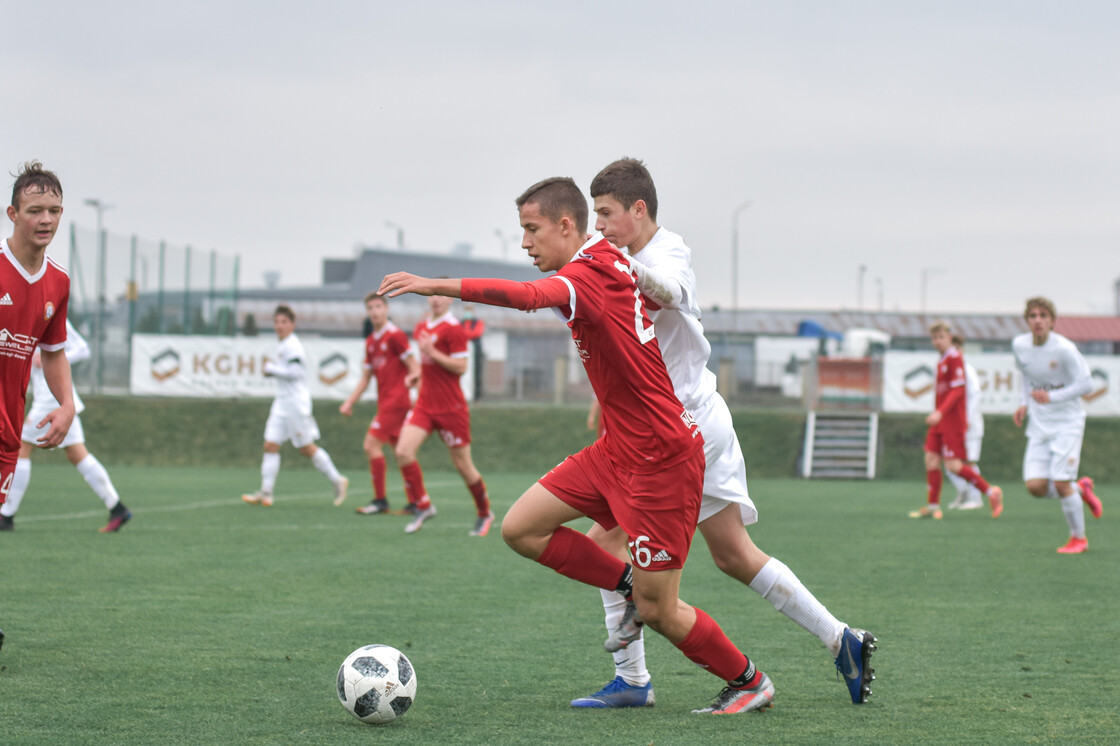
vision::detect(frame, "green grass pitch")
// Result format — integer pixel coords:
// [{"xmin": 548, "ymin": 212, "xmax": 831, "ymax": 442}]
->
[{"xmin": 2, "ymin": 465, "xmax": 1117, "ymax": 744}]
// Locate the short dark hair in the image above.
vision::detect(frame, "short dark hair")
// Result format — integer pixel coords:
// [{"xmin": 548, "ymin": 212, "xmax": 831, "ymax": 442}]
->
[
  {"xmin": 11, "ymin": 161, "xmax": 63, "ymax": 208},
  {"xmin": 364, "ymin": 291, "xmax": 387, "ymax": 305},
  {"xmin": 515, "ymin": 177, "xmax": 588, "ymax": 235},
  {"xmin": 589, "ymin": 157, "xmax": 658, "ymax": 221},
  {"xmin": 274, "ymin": 304, "xmax": 296, "ymax": 322}
]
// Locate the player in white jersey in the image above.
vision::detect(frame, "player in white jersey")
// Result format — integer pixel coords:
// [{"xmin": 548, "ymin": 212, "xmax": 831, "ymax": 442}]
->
[
  {"xmin": 242, "ymin": 305, "xmax": 348, "ymax": 508},
  {"xmin": 0, "ymin": 319, "xmax": 131, "ymax": 533},
  {"xmin": 571, "ymin": 158, "xmax": 874, "ymax": 708},
  {"xmin": 1011, "ymin": 297, "xmax": 1102, "ymax": 554},
  {"xmin": 946, "ymin": 336, "xmax": 986, "ymax": 510}
]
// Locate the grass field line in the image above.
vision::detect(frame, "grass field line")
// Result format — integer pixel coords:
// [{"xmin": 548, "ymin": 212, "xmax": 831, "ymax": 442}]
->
[{"xmin": 15, "ymin": 478, "xmax": 468, "ymax": 524}]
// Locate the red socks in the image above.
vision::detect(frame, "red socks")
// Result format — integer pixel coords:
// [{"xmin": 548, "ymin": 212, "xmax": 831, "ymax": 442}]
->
[
  {"xmin": 676, "ymin": 607, "xmax": 752, "ymax": 683},
  {"xmin": 369, "ymin": 457, "xmax": 387, "ymax": 500},
  {"xmin": 536, "ymin": 526, "xmax": 627, "ymax": 590}
]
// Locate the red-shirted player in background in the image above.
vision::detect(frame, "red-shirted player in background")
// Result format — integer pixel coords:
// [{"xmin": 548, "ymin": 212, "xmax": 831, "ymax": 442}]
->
[
  {"xmin": 378, "ymin": 176, "xmax": 775, "ymax": 715},
  {"xmin": 340, "ymin": 292, "xmax": 424, "ymax": 515},
  {"xmin": 910, "ymin": 322, "xmax": 1003, "ymax": 520},
  {"xmin": 391, "ymin": 289, "xmax": 492, "ymax": 536},
  {"xmin": 1, "ymin": 161, "xmax": 77, "ymax": 653}
]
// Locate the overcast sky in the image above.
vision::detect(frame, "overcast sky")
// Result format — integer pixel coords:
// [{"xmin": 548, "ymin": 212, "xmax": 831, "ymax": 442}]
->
[{"xmin": 6, "ymin": 1, "xmax": 1118, "ymax": 316}]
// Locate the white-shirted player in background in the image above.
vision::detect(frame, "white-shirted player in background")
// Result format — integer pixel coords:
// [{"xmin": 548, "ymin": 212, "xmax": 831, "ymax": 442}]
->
[
  {"xmin": 946, "ymin": 335, "xmax": 986, "ymax": 510},
  {"xmin": 570, "ymin": 158, "xmax": 874, "ymax": 708},
  {"xmin": 0, "ymin": 319, "xmax": 131, "ymax": 532},
  {"xmin": 242, "ymin": 305, "xmax": 348, "ymax": 507},
  {"xmin": 1011, "ymin": 297, "xmax": 1102, "ymax": 554}
]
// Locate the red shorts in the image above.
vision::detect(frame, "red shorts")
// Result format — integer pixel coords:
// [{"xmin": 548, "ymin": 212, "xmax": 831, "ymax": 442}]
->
[
  {"xmin": 1, "ymin": 451, "xmax": 17, "ymax": 506},
  {"xmin": 369, "ymin": 406, "xmax": 410, "ymax": 446},
  {"xmin": 404, "ymin": 404, "xmax": 472, "ymax": 448},
  {"xmin": 538, "ymin": 439, "xmax": 705, "ymax": 571},
  {"xmin": 925, "ymin": 427, "xmax": 966, "ymax": 461}
]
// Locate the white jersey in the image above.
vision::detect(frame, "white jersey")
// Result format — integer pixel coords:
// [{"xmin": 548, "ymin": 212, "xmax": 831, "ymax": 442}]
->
[
  {"xmin": 629, "ymin": 227, "xmax": 718, "ymax": 413},
  {"xmin": 1011, "ymin": 331, "xmax": 1091, "ymax": 439},
  {"xmin": 963, "ymin": 360, "xmax": 984, "ymax": 438},
  {"xmin": 266, "ymin": 332, "xmax": 312, "ymax": 417},
  {"xmin": 629, "ymin": 227, "xmax": 756, "ymax": 523},
  {"xmin": 28, "ymin": 318, "xmax": 87, "ymax": 417}
]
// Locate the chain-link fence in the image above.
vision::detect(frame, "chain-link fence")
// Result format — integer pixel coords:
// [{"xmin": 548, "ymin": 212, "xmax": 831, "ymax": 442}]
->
[{"xmin": 64, "ymin": 223, "xmax": 240, "ymax": 393}]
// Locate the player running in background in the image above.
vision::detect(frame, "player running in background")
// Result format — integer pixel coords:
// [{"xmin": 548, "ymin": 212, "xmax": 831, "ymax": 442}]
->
[
  {"xmin": 379, "ymin": 176, "xmax": 776, "ymax": 715},
  {"xmin": 340, "ymin": 292, "xmax": 424, "ymax": 515},
  {"xmin": 1, "ymin": 161, "xmax": 76, "ymax": 652},
  {"xmin": 570, "ymin": 157, "xmax": 873, "ymax": 708},
  {"xmin": 391, "ymin": 294, "xmax": 492, "ymax": 536},
  {"xmin": 946, "ymin": 335, "xmax": 986, "ymax": 510},
  {"xmin": 0, "ymin": 319, "xmax": 131, "ymax": 532},
  {"xmin": 910, "ymin": 322, "xmax": 1003, "ymax": 520},
  {"xmin": 242, "ymin": 305, "xmax": 348, "ymax": 508},
  {"xmin": 1012, "ymin": 297, "xmax": 1103, "ymax": 554}
]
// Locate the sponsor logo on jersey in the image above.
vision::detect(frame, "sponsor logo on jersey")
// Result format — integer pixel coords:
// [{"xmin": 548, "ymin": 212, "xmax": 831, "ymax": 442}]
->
[{"xmin": 0, "ymin": 328, "xmax": 38, "ymax": 360}]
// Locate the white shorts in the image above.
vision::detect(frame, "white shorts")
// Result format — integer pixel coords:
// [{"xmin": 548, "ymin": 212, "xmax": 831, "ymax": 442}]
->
[
  {"xmin": 264, "ymin": 411, "xmax": 321, "ymax": 449},
  {"xmin": 692, "ymin": 395, "xmax": 758, "ymax": 526},
  {"xmin": 1022, "ymin": 430, "xmax": 1083, "ymax": 483},
  {"xmin": 22, "ymin": 410, "xmax": 86, "ymax": 449},
  {"xmin": 965, "ymin": 431, "xmax": 982, "ymax": 463}
]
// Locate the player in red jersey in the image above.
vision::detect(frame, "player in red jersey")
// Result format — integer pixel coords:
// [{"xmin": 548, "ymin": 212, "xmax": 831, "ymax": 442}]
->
[
  {"xmin": 1, "ymin": 161, "xmax": 76, "ymax": 652},
  {"xmin": 910, "ymin": 322, "xmax": 1003, "ymax": 520},
  {"xmin": 378, "ymin": 176, "xmax": 775, "ymax": 715},
  {"xmin": 340, "ymin": 292, "xmax": 424, "ymax": 515},
  {"xmin": 391, "ymin": 291, "xmax": 492, "ymax": 536}
]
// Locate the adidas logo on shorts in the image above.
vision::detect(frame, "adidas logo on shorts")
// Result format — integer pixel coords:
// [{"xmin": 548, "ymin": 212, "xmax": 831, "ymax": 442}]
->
[{"xmin": 651, "ymin": 549, "xmax": 672, "ymax": 563}]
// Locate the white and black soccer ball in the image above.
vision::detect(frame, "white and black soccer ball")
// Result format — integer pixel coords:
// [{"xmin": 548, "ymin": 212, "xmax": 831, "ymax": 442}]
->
[{"xmin": 336, "ymin": 644, "xmax": 417, "ymax": 724}]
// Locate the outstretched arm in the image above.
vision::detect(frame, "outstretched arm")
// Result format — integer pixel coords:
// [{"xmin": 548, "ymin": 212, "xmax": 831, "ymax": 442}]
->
[
  {"xmin": 380, "ymin": 273, "xmax": 570, "ymax": 311},
  {"xmin": 380, "ymin": 273, "xmax": 463, "ymax": 299}
]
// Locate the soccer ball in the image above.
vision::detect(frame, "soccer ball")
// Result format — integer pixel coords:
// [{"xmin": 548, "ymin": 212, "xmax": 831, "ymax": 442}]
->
[{"xmin": 336, "ymin": 644, "xmax": 417, "ymax": 724}]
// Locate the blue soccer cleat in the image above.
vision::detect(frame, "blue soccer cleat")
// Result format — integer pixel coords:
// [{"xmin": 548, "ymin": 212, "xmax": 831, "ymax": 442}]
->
[
  {"xmin": 835, "ymin": 627, "xmax": 876, "ymax": 704},
  {"xmin": 570, "ymin": 676, "xmax": 655, "ymax": 708}
]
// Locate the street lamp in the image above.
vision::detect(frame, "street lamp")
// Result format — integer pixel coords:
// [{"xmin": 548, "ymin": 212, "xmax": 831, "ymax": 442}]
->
[
  {"xmin": 875, "ymin": 277, "xmax": 884, "ymax": 312},
  {"xmin": 385, "ymin": 220, "xmax": 404, "ymax": 249},
  {"xmin": 84, "ymin": 198, "xmax": 113, "ymax": 395},
  {"xmin": 858, "ymin": 264, "xmax": 867, "ymax": 311},
  {"xmin": 731, "ymin": 200, "xmax": 752, "ymax": 314},
  {"xmin": 920, "ymin": 268, "xmax": 946, "ymax": 315}
]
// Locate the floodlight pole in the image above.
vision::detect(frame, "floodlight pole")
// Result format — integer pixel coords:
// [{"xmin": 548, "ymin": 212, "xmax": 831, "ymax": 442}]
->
[
  {"xmin": 84, "ymin": 198, "xmax": 112, "ymax": 394},
  {"xmin": 385, "ymin": 221, "xmax": 404, "ymax": 250},
  {"xmin": 731, "ymin": 200, "xmax": 752, "ymax": 320}
]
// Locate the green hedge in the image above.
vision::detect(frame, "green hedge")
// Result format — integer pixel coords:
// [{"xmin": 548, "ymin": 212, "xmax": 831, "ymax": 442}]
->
[{"xmin": 74, "ymin": 396, "xmax": 1120, "ymax": 482}]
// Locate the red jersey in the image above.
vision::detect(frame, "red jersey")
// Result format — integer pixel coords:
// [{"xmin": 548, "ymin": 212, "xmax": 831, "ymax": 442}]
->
[
  {"xmin": 0, "ymin": 243, "xmax": 70, "ymax": 455},
  {"xmin": 934, "ymin": 346, "xmax": 967, "ymax": 435},
  {"xmin": 364, "ymin": 321, "xmax": 413, "ymax": 411},
  {"xmin": 461, "ymin": 238, "xmax": 701, "ymax": 474},
  {"xmin": 413, "ymin": 313, "xmax": 469, "ymax": 413}
]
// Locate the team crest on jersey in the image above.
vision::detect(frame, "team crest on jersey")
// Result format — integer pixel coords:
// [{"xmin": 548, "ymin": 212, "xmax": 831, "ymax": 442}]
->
[{"xmin": 44, "ymin": 301, "xmax": 55, "ymax": 320}]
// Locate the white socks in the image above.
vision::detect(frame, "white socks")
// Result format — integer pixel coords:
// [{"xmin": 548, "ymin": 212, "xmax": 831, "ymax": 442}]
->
[
  {"xmin": 602, "ymin": 589, "xmax": 650, "ymax": 686},
  {"xmin": 1059, "ymin": 494, "xmax": 1086, "ymax": 539},
  {"xmin": 261, "ymin": 452, "xmax": 281, "ymax": 493},
  {"xmin": 76, "ymin": 454, "xmax": 120, "ymax": 510},
  {"xmin": 311, "ymin": 448, "xmax": 343, "ymax": 485},
  {"xmin": 0, "ymin": 458, "xmax": 31, "ymax": 517},
  {"xmin": 749, "ymin": 557, "xmax": 849, "ymax": 657}
]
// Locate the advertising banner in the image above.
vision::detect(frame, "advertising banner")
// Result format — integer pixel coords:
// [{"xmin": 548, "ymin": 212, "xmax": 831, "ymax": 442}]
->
[{"xmin": 882, "ymin": 351, "xmax": 1120, "ymax": 416}]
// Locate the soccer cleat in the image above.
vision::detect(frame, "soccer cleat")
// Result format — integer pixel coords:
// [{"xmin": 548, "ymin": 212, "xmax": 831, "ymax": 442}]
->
[
  {"xmin": 692, "ymin": 672, "xmax": 775, "ymax": 714},
  {"xmin": 958, "ymin": 496, "xmax": 985, "ymax": 510},
  {"xmin": 1078, "ymin": 477, "xmax": 1103, "ymax": 519},
  {"xmin": 947, "ymin": 492, "xmax": 967, "ymax": 510},
  {"xmin": 242, "ymin": 491, "xmax": 273, "ymax": 507},
  {"xmin": 908, "ymin": 506, "xmax": 942, "ymax": 520},
  {"xmin": 332, "ymin": 476, "xmax": 350, "ymax": 507},
  {"xmin": 604, "ymin": 597, "xmax": 644, "ymax": 652},
  {"xmin": 100, "ymin": 506, "xmax": 132, "ymax": 533},
  {"xmin": 392, "ymin": 503, "xmax": 420, "ymax": 516},
  {"xmin": 1057, "ymin": 537, "xmax": 1089, "ymax": 554},
  {"xmin": 469, "ymin": 511, "xmax": 495, "ymax": 537},
  {"xmin": 988, "ymin": 485, "xmax": 1004, "ymax": 519},
  {"xmin": 570, "ymin": 676, "xmax": 655, "ymax": 708},
  {"xmin": 404, "ymin": 505, "xmax": 437, "ymax": 534},
  {"xmin": 0, "ymin": 515, "xmax": 13, "ymax": 531},
  {"xmin": 835, "ymin": 627, "xmax": 877, "ymax": 704},
  {"xmin": 356, "ymin": 499, "xmax": 390, "ymax": 515}
]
